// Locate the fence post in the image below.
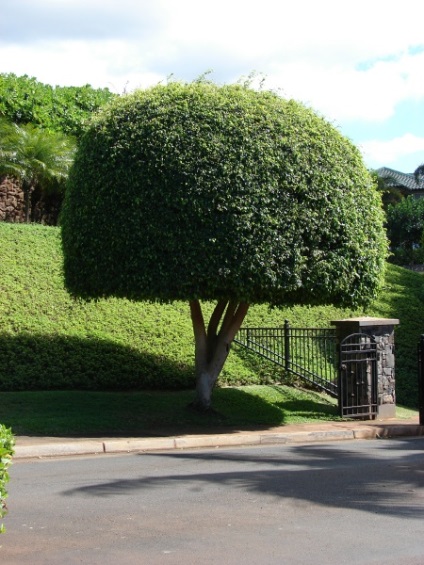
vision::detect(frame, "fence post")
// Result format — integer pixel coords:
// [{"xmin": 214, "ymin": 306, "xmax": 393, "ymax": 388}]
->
[
  {"xmin": 284, "ymin": 319, "xmax": 290, "ymax": 372},
  {"xmin": 419, "ymin": 335, "xmax": 424, "ymax": 425}
]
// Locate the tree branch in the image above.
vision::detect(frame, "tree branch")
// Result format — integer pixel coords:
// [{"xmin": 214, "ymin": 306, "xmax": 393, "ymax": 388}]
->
[
  {"xmin": 226, "ymin": 302, "xmax": 249, "ymax": 343},
  {"xmin": 189, "ymin": 299, "xmax": 207, "ymax": 373},
  {"xmin": 189, "ymin": 299, "xmax": 205, "ymax": 336},
  {"xmin": 220, "ymin": 301, "xmax": 238, "ymax": 336},
  {"xmin": 206, "ymin": 300, "xmax": 227, "ymax": 363},
  {"xmin": 207, "ymin": 300, "xmax": 227, "ymax": 339}
]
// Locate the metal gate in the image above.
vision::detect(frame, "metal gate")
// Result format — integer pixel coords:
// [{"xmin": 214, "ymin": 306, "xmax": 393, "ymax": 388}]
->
[{"xmin": 339, "ymin": 333, "xmax": 378, "ymax": 419}]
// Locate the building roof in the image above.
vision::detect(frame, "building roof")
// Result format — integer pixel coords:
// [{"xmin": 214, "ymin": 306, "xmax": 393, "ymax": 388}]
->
[{"xmin": 377, "ymin": 167, "xmax": 424, "ymax": 192}]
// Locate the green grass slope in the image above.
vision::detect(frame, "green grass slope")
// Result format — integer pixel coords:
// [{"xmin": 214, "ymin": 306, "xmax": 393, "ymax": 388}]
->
[{"xmin": 1, "ymin": 223, "xmax": 423, "ymax": 406}]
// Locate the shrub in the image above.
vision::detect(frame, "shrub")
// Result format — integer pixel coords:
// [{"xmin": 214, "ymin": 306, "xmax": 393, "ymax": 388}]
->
[
  {"xmin": 0, "ymin": 424, "xmax": 14, "ymax": 533},
  {"xmin": 386, "ymin": 196, "xmax": 424, "ymax": 265}
]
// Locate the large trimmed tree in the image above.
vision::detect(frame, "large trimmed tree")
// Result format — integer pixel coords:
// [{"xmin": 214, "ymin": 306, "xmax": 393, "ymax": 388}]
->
[{"xmin": 61, "ymin": 81, "xmax": 387, "ymax": 410}]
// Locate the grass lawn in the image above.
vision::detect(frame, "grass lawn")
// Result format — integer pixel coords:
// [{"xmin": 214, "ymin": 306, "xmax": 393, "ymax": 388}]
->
[{"xmin": 1, "ymin": 386, "xmax": 418, "ymax": 438}]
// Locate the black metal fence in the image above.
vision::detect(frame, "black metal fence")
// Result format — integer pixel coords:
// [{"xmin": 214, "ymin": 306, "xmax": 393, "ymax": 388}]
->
[{"xmin": 234, "ymin": 320, "xmax": 338, "ymax": 397}]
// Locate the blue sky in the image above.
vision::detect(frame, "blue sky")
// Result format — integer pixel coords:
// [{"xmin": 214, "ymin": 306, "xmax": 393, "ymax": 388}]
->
[{"xmin": 1, "ymin": 0, "xmax": 424, "ymax": 173}]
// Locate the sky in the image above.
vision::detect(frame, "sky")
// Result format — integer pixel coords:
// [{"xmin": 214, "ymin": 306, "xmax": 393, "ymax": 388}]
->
[{"xmin": 1, "ymin": 0, "xmax": 424, "ymax": 173}]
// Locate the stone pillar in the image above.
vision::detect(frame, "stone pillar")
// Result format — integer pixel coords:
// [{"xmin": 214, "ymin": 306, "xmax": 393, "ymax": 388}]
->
[{"xmin": 331, "ymin": 317, "xmax": 399, "ymax": 419}]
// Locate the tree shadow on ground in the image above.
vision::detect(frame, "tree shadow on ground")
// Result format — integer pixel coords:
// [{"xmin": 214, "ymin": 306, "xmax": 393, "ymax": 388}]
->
[
  {"xmin": 62, "ymin": 437, "xmax": 424, "ymax": 519},
  {"xmin": 0, "ymin": 333, "xmax": 294, "ymax": 437},
  {"xmin": 0, "ymin": 333, "xmax": 193, "ymax": 392}
]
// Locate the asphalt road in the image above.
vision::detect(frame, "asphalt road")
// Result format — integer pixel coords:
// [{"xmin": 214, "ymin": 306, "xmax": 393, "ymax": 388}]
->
[{"xmin": 2, "ymin": 438, "xmax": 424, "ymax": 564}]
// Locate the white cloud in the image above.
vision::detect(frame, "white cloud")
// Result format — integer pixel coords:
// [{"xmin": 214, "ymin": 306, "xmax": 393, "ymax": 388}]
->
[
  {"xmin": 0, "ymin": 0, "xmax": 161, "ymax": 42},
  {"xmin": 0, "ymin": 40, "xmax": 164, "ymax": 92},
  {"xmin": 2, "ymin": 0, "xmax": 424, "ymax": 172},
  {"xmin": 263, "ymin": 49, "xmax": 424, "ymax": 123},
  {"xmin": 3, "ymin": 35, "xmax": 424, "ymax": 125},
  {"xmin": 2, "ymin": 0, "xmax": 424, "ymax": 121},
  {"xmin": 360, "ymin": 134, "xmax": 424, "ymax": 169}
]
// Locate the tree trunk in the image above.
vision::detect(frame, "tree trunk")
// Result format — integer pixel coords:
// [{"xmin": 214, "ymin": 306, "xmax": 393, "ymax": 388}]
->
[
  {"xmin": 189, "ymin": 300, "xmax": 249, "ymax": 410},
  {"xmin": 23, "ymin": 181, "xmax": 34, "ymax": 224}
]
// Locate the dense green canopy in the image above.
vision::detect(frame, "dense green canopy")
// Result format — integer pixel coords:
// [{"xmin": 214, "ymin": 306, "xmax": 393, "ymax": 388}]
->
[{"xmin": 62, "ymin": 81, "xmax": 386, "ymax": 308}]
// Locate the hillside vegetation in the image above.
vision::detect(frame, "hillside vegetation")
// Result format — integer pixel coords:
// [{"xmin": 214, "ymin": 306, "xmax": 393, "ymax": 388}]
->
[
  {"xmin": 1, "ymin": 223, "xmax": 423, "ymax": 406},
  {"xmin": 0, "ymin": 73, "xmax": 115, "ymax": 138}
]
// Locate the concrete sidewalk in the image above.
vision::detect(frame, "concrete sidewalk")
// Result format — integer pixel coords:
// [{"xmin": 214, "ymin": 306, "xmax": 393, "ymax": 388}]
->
[{"xmin": 13, "ymin": 416, "xmax": 424, "ymax": 459}]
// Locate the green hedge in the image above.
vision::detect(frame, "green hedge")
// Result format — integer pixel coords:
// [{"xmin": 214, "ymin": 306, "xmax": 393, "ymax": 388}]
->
[{"xmin": 0, "ymin": 424, "xmax": 14, "ymax": 533}]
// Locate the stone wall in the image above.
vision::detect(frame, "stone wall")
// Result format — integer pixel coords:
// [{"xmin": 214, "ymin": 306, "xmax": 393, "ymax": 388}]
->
[
  {"xmin": 375, "ymin": 332, "xmax": 396, "ymax": 412},
  {"xmin": 0, "ymin": 176, "xmax": 25, "ymax": 222},
  {"xmin": 0, "ymin": 176, "xmax": 61, "ymax": 225}
]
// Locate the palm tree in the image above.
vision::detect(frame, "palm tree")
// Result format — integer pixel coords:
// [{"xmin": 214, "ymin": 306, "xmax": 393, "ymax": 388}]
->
[{"xmin": 0, "ymin": 119, "xmax": 76, "ymax": 222}]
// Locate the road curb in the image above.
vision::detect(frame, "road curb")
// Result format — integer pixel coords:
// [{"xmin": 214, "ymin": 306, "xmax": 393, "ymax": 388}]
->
[
  {"xmin": 13, "ymin": 423, "xmax": 424, "ymax": 459},
  {"xmin": 14, "ymin": 440, "xmax": 105, "ymax": 459},
  {"xmin": 374, "ymin": 424, "xmax": 424, "ymax": 438}
]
